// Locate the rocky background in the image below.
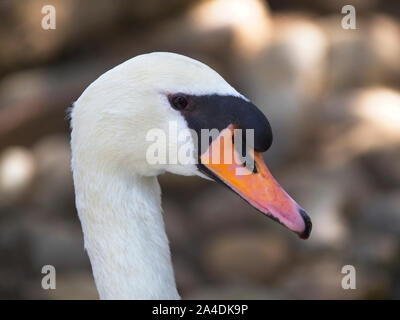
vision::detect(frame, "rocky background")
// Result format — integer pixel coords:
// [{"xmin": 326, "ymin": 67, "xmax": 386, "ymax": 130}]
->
[{"xmin": 0, "ymin": 0, "xmax": 399, "ymax": 299}]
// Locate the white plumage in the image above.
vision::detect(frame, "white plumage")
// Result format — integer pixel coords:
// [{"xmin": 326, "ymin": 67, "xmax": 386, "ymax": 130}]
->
[{"xmin": 70, "ymin": 52, "xmax": 242, "ymax": 299}]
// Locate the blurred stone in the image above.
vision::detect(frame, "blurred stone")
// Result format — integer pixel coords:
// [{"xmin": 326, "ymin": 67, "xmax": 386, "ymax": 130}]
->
[
  {"xmin": 31, "ymin": 134, "xmax": 74, "ymax": 213},
  {"xmin": 320, "ymin": 15, "xmax": 400, "ymax": 89},
  {"xmin": 24, "ymin": 272, "xmax": 98, "ymax": 300},
  {"xmin": 280, "ymin": 255, "xmax": 382, "ymax": 299},
  {"xmin": 279, "ymin": 162, "xmax": 372, "ymax": 249},
  {"xmin": 135, "ymin": 0, "xmax": 272, "ymax": 83},
  {"xmin": 352, "ymin": 88, "xmax": 400, "ymax": 140},
  {"xmin": 0, "ymin": 70, "xmax": 48, "ymax": 105},
  {"xmin": 239, "ymin": 15, "xmax": 328, "ymax": 165},
  {"xmin": 0, "ymin": 146, "xmax": 36, "ymax": 205},
  {"xmin": 350, "ymin": 232, "xmax": 399, "ymax": 266},
  {"xmin": 159, "ymin": 172, "xmax": 209, "ymax": 194},
  {"xmin": 0, "ymin": 0, "xmax": 199, "ymax": 71},
  {"xmin": 367, "ymin": 15, "xmax": 400, "ymax": 81},
  {"xmin": 0, "ymin": 214, "xmax": 33, "ymax": 299},
  {"xmin": 0, "ymin": 209, "xmax": 92, "ymax": 298},
  {"xmin": 185, "ymin": 284, "xmax": 284, "ymax": 299},
  {"xmin": 357, "ymin": 148, "xmax": 400, "ymax": 190},
  {"xmin": 24, "ymin": 215, "xmax": 90, "ymax": 272},
  {"xmin": 203, "ymin": 231, "xmax": 290, "ymax": 283},
  {"xmin": 321, "ymin": 87, "xmax": 400, "ymax": 164},
  {"xmin": 320, "ymin": 16, "xmax": 373, "ymax": 90},
  {"xmin": 173, "ymin": 257, "xmax": 202, "ymax": 295},
  {"xmin": 317, "ymin": 0, "xmax": 379, "ymax": 13},
  {"xmin": 163, "ymin": 198, "xmax": 192, "ymax": 245},
  {"xmin": 358, "ymin": 192, "xmax": 400, "ymax": 234},
  {"xmin": 0, "ymin": 57, "xmax": 120, "ymax": 150},
  {"xmin": 191, "ymin": 187, "xmax": 259, "ymax": 231},
  {"xmin": 188, "ymin": 0, "xmax": 272, "ymax": 58}
]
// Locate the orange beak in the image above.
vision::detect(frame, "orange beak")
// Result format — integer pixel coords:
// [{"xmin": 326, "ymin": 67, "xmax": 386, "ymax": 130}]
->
[{"xmin": 199, "ymin": 126, "xmax": 312, "ymax": 239}]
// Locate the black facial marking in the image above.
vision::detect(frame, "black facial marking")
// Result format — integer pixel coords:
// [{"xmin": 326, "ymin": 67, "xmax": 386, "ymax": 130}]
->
[{"xmin": 169, "ymin": 94, "xmax": 273, "ymax": 155}]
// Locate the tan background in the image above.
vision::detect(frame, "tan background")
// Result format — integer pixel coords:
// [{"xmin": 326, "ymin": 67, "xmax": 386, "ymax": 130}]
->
[{"xmin": 0, "ymin": 0, "xmax": 399, "ymax": 299}]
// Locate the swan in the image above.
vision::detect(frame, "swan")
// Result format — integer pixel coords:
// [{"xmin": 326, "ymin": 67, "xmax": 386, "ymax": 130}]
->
[{"xmin": 70, "ymin": 52, "xmax": 312, "ymax": 300}]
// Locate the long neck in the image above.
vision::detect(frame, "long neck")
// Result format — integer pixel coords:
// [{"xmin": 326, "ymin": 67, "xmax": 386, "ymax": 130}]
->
[{"xmin": 72, "ymin": 163, "xmax": 180, "ymax": 299}]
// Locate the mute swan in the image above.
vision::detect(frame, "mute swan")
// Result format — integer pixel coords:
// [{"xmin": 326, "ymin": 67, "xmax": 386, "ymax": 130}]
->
[{"xmin": 70, "ymin": 52, "xmax": 311, "ymax": 300}]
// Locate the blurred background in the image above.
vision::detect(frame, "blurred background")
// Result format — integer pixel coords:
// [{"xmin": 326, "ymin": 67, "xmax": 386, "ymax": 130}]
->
[{"xmin": 0, "ymin": 0, "xmax": 399, "ymax": 299}]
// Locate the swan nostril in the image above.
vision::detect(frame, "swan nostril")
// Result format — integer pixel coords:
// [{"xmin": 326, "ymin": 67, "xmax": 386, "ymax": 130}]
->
[
  {"xmin": 238, "ymin": 156, "xmax": 257, "ymax": 174},
  {"xmin": 252, "ymin": 162, "xmax": 258, "ymax": 174},
  {"xmin": 241, "ymin": 157, "xmax": 258, "ymax": 174}
]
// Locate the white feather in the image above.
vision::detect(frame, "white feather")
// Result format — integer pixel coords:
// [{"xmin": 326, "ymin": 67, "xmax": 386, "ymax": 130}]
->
[{"xmin": 71, "ymin": 52, "xmax": 243, "ymax": 299}]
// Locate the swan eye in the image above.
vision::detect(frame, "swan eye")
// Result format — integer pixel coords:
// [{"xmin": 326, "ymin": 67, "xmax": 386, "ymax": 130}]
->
[{"xmin": 170, "ymin": 95, "xmax": 188, "ymax": 110}]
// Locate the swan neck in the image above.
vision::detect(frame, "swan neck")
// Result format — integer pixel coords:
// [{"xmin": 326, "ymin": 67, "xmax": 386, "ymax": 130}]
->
[{"xmin": 73, "ymin": 166, "xmax": 179, "ymax": 299}]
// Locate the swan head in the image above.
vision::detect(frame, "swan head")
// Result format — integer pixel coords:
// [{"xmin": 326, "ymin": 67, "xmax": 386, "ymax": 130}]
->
[{"xmin": 71, "ymin": 52, "xmax": 311, "ymax": 239}]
